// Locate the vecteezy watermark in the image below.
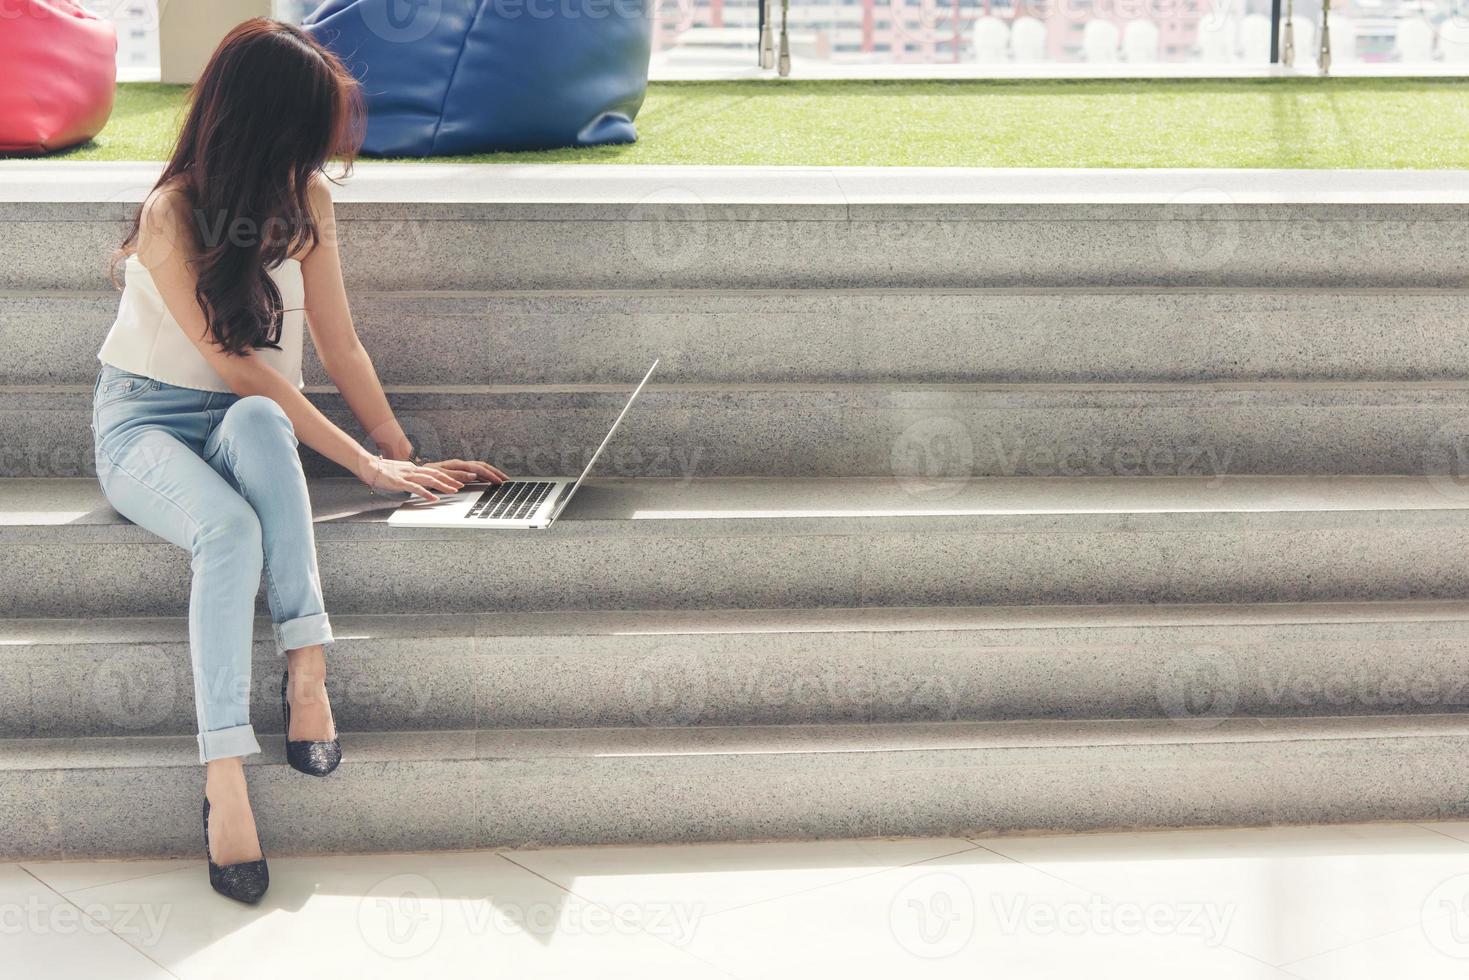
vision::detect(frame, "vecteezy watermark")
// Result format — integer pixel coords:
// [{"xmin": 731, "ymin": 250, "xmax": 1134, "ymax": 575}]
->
[
  {"xmin": 622, "ymin": 644, "xmax": 968, "ymax": 726},
  {"xmin": 358, "ymin": 874, "xmax": 445, "ymax": 960},
  {"xmin": 1155, "ymin": 646, "xmax": 1240, "ymax": 729},
  {"xmin": 356, "ymin": 873, "xmax": 704, "ymax": 958},
  {"xmin": 891, "ymin": 417, "xmax": 1234, "ymax": 499},
  {"xmin": 1256, "ymin": 667, "xmax": 1469, "ymax": 712},
  {"xmin": 358, "ymin": 0, "xmax": 445, "ymax": 43},
  {"xmin": 91, "ymin": 644, "xmax": 178, "ymax": 730},
  {"xmin": 353, "ymin": 424, "xmax": 707, "ymax": 482},
  {"xmin": 0, "ymin": 444, "xmax": 97, "ymax": 478},
  {"xmin": 131, "ymin": 202, "xmax": 430, "ymax": 269},
  {"xmin": 987, "ymin": 438, "xmax": 1233, "ymax": 481},
  {"xmin": 1154, "ymin": 186, "xmax": 1240, "ymax": 275},
  {"xmin": 992, "ymin": 894, "xmax": 1236, "ymax": 946},
  {"xmin": 1423, "ymin": 873, "xmax": 1469, "ymax": 959},
  {"xmin": 888, "ymin": 872, "xmax": 1237, "ymax": 959},
  {"xmin": 323, "ymin": 668, "xmax": 440, "ymax": 724},
  {"xmin": 1424, "ymin": 418, "xmax": 1469, "ymax": 502},
  {"xmin": 26, "ymin": 0, "xmax": 160, "ymax": 28},
  {"xmin": 490, "ymin": 441, "xmax": 706, "ymax": 480},
  {"xmin": 0, "ymin": 897, "xmax": 171, "ymax": 947},
  {"xmin": 624, "ymin": 644, "xmax": 711, "ymax": 726},
  {"xmin": 891, "ymin": 418, "xmax": 975, "ymax": 500},
  {"xmin": 349, "ymin": 0, "xmax": 657, "ymax": 42},
  {"xmin": 1155, "ymin": 647, "xmax": 1469, "ymax": 725},
  {"xmin": 624, "ymin": 187, "xmax": 711, "ymax": 275},
  {"xmin": 889, "ymin": 872, "xmax": 978, "ymax": 959},
  {"xmin": 482, "ymin": 897, "xmax": 702, "ymax": 945},
  {"xmin": 881, "ymin": 0, "xmax": 1243, "ymax": 46}
]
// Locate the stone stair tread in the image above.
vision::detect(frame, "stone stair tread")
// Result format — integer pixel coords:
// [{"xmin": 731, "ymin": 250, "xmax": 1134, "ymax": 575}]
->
[
  {"xmin": 10, "ymin": 598, "xmax": 1469, "ymax": 646},
  {"xmin": 14, "ymin": 288, "xmax": 1469, "ymax": 391},
  {"xmin": 6, "ymin": 161, "xmax": 1469, "ymax": 206},
  {"xmin": 16, "ymin": 383, "xmax": 1469, "ymax": 479},
  {"xmin": 22, "ymin": 380, "xmax": 1469, "ymax": 395},
  {"xmin": 12, "ymin": 165, "xmax": 1463, "ymax": 294},
  {"xmin": 6, "ymin": 163, "xmax": 1468, "ymax": 854},
  {"xmin": 12, "ymin": 475, "xmax": 1469, "ymax": 618},
  {"xmin": 8, "ymin": 713, "xmax": 1469, "ymax": 772},
  {"xmin": 7, "ymin": 474, "xmax": 1469, "ymax": 537}
]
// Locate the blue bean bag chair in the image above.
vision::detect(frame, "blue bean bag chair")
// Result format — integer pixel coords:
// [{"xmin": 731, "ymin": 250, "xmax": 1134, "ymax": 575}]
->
[{"xmin": 304, "ymin": 0, "xmax": 653, "ymax": 156}]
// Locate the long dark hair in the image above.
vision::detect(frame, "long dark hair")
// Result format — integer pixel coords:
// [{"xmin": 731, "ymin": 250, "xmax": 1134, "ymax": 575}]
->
[{"xmin": 117, "ymin": 19, "xmax": 363, "ymax": 355}]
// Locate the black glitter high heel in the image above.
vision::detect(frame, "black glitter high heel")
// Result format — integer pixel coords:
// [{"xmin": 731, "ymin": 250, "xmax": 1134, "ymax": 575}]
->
[
  {"xmin": 203, "ymin": 797, "xmax": 269, "ymax": 904},
  {"xmin": 281, "ymin": 668, "xmax": 341, "ymax": 777}
]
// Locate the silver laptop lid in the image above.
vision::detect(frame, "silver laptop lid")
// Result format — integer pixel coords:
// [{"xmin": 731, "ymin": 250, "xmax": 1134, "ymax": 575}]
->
[{"xmin": 547, "ymin": 359, "xmax": 659, "ymax": 523}]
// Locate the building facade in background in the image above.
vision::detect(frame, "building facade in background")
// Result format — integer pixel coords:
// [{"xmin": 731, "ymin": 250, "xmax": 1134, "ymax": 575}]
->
[
  {"xmin": 84, "ymin": 0, "xmax": 1469, "ymax": 74},
  {"xmin": 654, "ymin": 0, "xmax": 1467, "ymax": 67}
]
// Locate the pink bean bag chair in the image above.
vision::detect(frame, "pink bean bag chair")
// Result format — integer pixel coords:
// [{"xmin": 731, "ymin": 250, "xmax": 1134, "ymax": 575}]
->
[{"xmin": 0, "ymin": 1, "xmax": 117, "ymax": 155}]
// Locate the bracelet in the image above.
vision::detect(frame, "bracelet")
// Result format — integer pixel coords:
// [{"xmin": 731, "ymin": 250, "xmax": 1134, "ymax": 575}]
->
[{"xmin": 366, "ymin": 453, "xmax": 384, "ymax": 495}]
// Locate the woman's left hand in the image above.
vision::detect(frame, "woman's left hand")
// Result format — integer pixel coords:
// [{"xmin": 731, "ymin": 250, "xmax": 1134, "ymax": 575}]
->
[{"xmin": 422, "ymin": 458, "xmax": 509, "ymax": 485}]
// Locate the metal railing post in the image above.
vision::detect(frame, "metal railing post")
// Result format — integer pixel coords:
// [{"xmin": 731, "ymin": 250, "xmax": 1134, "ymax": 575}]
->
[
  {"xmin": 1319, "ymin": 0, "xmax": 1332, "ymax": 73},
  {"xmin": 778, "ymin": 0, "xmax": 791, "ymax": 76},
  {"xmin": 760, "ymin": 0, "xmax": 775, "ymax": 68},
  {"xmin": 1270, "ymin": 0, "xmax": 1282, "ymax": 62}
]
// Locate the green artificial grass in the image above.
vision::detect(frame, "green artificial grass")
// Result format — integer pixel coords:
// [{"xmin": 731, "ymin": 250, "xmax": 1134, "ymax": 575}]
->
[{"xmin": 44, "ymin": 78, "xmax": 1469, "ymax": 168}]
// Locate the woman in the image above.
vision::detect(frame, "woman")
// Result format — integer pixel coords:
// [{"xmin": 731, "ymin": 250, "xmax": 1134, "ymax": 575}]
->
[{"xmin": 92, "ymin": 19, "xmax": 505, "ymax": 903}]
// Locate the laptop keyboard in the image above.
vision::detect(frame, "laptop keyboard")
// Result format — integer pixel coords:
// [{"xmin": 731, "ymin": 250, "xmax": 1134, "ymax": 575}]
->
[{"xmin": 465, "ymin": 481, "xmax": 558, "ymax": 521}]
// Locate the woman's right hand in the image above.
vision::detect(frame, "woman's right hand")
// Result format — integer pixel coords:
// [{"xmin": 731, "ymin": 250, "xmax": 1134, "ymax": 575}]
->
[{"xmin": 355, "ymin": 454, "xmax": 463, "ymax": 502}]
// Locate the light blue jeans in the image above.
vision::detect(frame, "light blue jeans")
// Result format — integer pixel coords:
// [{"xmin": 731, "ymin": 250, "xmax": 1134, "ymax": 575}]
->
[{"xmin": 91, "ymin": 364, "xmax": 334, "ymax": 763}]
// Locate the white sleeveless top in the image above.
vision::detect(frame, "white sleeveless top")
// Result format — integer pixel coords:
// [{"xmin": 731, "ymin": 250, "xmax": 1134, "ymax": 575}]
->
[{"xmin": 98, "ymin": 254, "xmax": 307, "ymax": 393}]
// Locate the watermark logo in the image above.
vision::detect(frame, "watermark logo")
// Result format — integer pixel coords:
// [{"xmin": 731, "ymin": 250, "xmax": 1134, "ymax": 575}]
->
[
  {"xmin": 625, "ymin": 188, "xmax": 709, "ymax": 275},
  {"xmin": 993, "ymin": 894, "xmax": 1235, "ymax": 945},
  {"xmin": 1423, "ymin": 873, "xmax": 1469, "ymax": 959},
  {"xmin": 1425, "ymin": 418, "xmax": 1469, "ymax": 502},
  {"xmin": 890, "ymin": 419, "xmax": 1232, "ymax": 496},
  {"xmin": 1155, "ymin": 646, "xmax": 1240, "ymax": 728},
  {"xmin": 891, "ymin": 417, "xmax": 975, "ymax": 500},
  {"xmin": 889, "ymin": 872, "xmax": 977, "ymax": 959},
  {"xmin": 0, "ymin": 897, "xmax": 171, "ymax": 947},
  {"xmin": 483, "ymin": 896, "xmax": 703, "ymax": 944},
  {"xmin": 625, "ymin": 645, "xmax": 709, "ymax": 725},
  {"xmin": 92, "ymin": 645, "xmax": 176, "ymax": 729},
  {"xmin": 360, "ymin": 0, "xmax": 444, "ymax": 43},
  {"xmin": 1155, "ymin": 187, "xmax": 1240, "ymax": 274},
  {"xmin": 371, "ymin": 414, "xmax": 445, "ymax": 464},
  {"xmin": 358, "ymin": 874, "xmax": 444, "ymax": 959}
]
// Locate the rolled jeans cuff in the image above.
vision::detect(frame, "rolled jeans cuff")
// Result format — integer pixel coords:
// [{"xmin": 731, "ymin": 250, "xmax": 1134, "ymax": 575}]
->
[
  {"xmin": 274, "ymin": 612, "xmax": 334, "ymax": 655},
  {"xmin": 198, "ymin": 724, "xmax": 262, "ymax": 763}
]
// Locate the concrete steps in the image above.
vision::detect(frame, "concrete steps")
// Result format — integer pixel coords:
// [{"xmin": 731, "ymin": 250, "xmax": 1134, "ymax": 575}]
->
[
  {"xmin": 5, "ymin": 601, "xmax": 1469, "ymax": 739},
  {"xmin": 10, "ymin": 475, "xmax": 1469, "ymax": 618},
  {"xmin": 11, "ymin": 288, "xmax": 1469, "ymax": 386},
  {"xmin": 5, "ymin": 166, "xmax": 1467, "ymax": 479},
  {"xmin": 11, "ymin": 382, "xmax": 1469, "ymax": 479},
  {"xmin": 9, "ymin": 714, "xmax": 1469, "ymax": 859},
  {"xmin": 5, "ymin": 164, "xmax": 1469, "ymax": 291},
  {"xmin": 4, "ymin": 164, "xmax": 1469, "ymax": 859}
]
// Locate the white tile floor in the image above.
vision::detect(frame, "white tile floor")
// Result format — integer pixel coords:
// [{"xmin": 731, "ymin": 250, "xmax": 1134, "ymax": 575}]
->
[{"xmin": 9, "ymin": 822, "xmax": 1469, "ymax": 979}]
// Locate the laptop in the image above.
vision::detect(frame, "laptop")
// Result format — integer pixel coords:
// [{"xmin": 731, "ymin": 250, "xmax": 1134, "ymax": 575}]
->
[{"xmin": 388, "ymin": 360, "xmax": 659, "ymax": 530}]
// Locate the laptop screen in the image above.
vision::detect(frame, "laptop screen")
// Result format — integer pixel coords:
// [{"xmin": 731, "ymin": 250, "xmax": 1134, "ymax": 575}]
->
[{"xmin": 548, "ymin": 359, "xmax": 660, "ymax": 522}]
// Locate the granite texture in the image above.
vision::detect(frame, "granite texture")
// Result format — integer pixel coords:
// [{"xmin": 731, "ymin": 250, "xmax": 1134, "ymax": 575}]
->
[
  {"xmin": 13, "ymin": 382, "xmax": 1469, "ymax": 479},
  {"xmin": 6, "ymin": 164, "xmax": 1467, "ymax": 291},
  {"xmin": 6, "ymin": 714, "xmax": 1469, "ymax": 858},
  {"xmin": 7, "ymin": 162, "xmax": 1469, "ymax": 205},
  {"xmin": 8, "ymin": 476, "xmax": 1469, "ymax": 618},
  {"xmin": 5, "ymin": 605, "xmax": 1469, "ymax": 739},
  {"xmin": 8, "ymin": 203, "xmax": 1468, "ymax": 292},
  {"xmin": 5, "ymin": 161, "xmax": 1469, "ymax": 292},
  {"xmin": 7, "ymin": 164, "xmax": 1469, "ymax": 857},
  {"xmin": 15, "ymin": 288, "xmax": 1469, "ymax": 387},
  {"xmin": 14, "ymin": 473, "xmax": 1469, "ymax": 532}
]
